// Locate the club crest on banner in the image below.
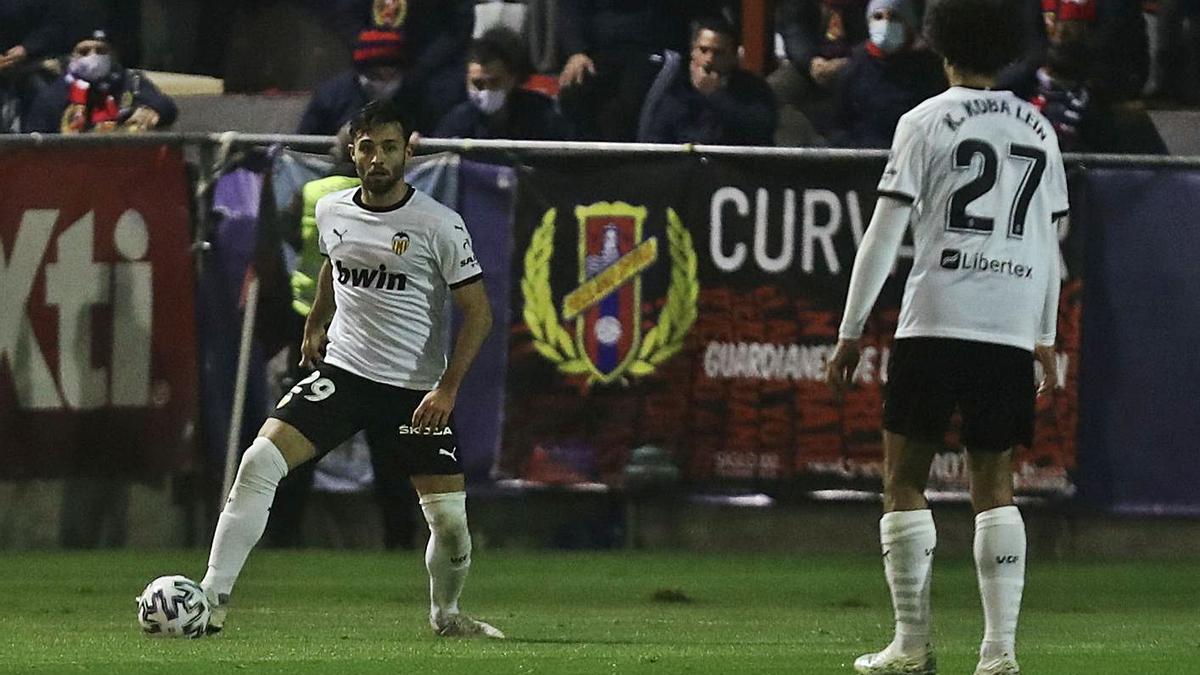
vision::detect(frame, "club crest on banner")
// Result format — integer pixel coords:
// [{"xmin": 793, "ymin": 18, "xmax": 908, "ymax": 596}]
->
[{"xmin": 522, "ymin": 202, "xmax": 698, "ymax": 386}]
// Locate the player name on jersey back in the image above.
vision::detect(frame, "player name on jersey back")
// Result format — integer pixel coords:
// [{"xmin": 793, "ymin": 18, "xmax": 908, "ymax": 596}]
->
[
  {"xmin": 945, "ymin": 95, "xmax": 1050, "ymax": 142},
  {"xmin": 315, "ymin": 187, "xmax": 483, "ymax": 389},
  {"xmin": 879, "ymin": 87, "xmax": 1070, "ymax": 351}
]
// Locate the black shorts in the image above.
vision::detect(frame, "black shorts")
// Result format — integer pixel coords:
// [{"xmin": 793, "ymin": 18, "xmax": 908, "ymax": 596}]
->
[
  {"xmin": 883, "ymin": 337, "xmax": 1035, "ymax": 451},
  {"xmin": 270, "ymin": 363, "xmax": 462, "ymax": 476}
]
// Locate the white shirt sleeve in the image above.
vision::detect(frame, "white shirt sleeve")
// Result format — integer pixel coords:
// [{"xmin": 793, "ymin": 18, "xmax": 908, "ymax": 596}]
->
[
  {"xmin": 315, "ymin": 196, "xmax": 330, "ymax": 256},
  {"xmin": 1048, "ymin": 143, "xmax": 1071, "ymax": 221},
  {"xmin": 436, "ymin": 215, "xmax": 483, "ymax": 288},
  {"xmin": 876, "ymin": 114, "xmax": 927, "ymax": 205},
  {"xmin": 1039, "ymin": 216, "xmax": 1065, "ymax": 346},
  {"xmin": 1039, "ymin": 148, "xmax": 1069, "ymax": 346},
  {"xmin": 838, "ymin": 196, "xmax": 913, "ymax": 339}
]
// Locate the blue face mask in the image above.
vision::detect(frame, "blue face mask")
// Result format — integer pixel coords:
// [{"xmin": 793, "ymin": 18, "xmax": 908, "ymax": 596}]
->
[{"xmin": 868, "ymin": 19, "xmax": 907, "ymax": 54}]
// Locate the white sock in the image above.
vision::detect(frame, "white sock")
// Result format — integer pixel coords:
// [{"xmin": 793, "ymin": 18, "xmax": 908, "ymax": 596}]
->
[
  {"xmin": 420, "ymin": 491, "xmax": 471, "ymax": 622},
  {"xmin": 974, "ymin": 505, "xmax": 1026, "ymax": 662},
  {"xmin": 880, "ymin": 509, "xmax": 936, "ymax": 653},
  {"xmin": 201, "ymin": 437, "xmax": 289, "ymax": 597}
]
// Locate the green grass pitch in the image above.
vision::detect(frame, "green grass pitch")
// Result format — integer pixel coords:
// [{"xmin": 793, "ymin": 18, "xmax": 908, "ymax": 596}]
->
[{"xmin": 0, "ymin": 550, "xmax": 1195, "ymax": 674}]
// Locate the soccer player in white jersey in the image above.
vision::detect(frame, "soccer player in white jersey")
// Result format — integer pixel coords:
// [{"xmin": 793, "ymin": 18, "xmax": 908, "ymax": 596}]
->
[
  {"xmin": 199, "ymin": 101, "xmax": 502, "ymax": 639},
  {"xmin": 827, "ymin": 1, "xmax": 1068, "ymax": 674}
]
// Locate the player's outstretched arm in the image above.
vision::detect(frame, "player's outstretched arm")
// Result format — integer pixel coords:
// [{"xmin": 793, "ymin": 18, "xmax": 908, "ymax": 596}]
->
[
  {"xmin": 827, "ymin": 196, "xmax": 912, "ymax": 394},
  {"xmin": 412, "ymin": 279, "xmax": 493, "ymax": 431},
  {"xmin": 300, "ymin": 259, "xmax": 336, "ymax": 368}
]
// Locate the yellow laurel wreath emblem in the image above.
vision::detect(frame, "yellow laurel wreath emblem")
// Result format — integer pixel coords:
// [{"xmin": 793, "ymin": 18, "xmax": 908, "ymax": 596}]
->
[{"xmin": 521, "ymin": 208, "xmax": 698, "ymax": 386}]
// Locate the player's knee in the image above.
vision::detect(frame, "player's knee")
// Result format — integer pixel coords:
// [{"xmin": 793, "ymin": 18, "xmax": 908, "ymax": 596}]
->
[
  {"xmin": 421, "ymin": 492, "xmax": 471, "ymax": 563},
  {"xmin": 420, "ymin": 491, "xmax": 469, "ymax": 535},
  {"xmin": 233, "ymin": 437, "xmax": 289, "ymax": 497}
]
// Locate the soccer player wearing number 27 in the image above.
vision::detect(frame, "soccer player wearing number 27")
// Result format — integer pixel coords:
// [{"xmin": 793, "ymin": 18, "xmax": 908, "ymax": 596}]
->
[
  {"xmin": 827, "ymin": 2, "xmax": 1068, "ymax": 674},
  {"xmin": 200, "ymin": 100, "xmax": 502, "ymax": 639}
]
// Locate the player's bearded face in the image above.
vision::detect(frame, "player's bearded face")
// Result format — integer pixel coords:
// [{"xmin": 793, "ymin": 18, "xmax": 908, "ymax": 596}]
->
[{"xmin": 352, "ymin": 124, "xmax": 408, "ymax": 195}]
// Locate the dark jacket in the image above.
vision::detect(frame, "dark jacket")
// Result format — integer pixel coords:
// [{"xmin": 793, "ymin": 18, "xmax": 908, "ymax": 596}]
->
[
  {"xmin": 0, "ymin": 0, "xmax": 69, "ymax": 58},
  {"xmin": 335, "ymin": 0, "xmax": 474, "ymax": 85},
  {"xmin": 24, "ymin": 69, "xmax": 177, "ymax": 133},
  {"xmin": 558, "ymin": 0, "xmax": 729, "ymax": 57},
  {"xmin": 831, "ymin": 44, "xmax": 946, "ymax": 148},
  {"xmin": 776, "ymin": 0, "xmax": 868, "ymax": 70},
  {"xmin": 296, "ymin": 69, "xmax": 421, "ymax": 135},
  {"xmin": 434, "ymin": 89, "xmax": 572, "ymax": 140},
  {"xmin": 639, "ymin": 64, "xmax": 777, "ymax": 146},
  {"xmin": 1080, "ymin": 103, "xmax": 1168, "ymax": 155}
]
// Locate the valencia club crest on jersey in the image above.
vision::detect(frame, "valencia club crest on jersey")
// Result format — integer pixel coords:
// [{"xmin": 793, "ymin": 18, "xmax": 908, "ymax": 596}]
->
[
  {"xmin": 392, "ymin": 232, "xmax": 409, "ymax": 256},
  {"xmin": 521, "ymin": 202, "xmax": 699, "ymax": 387},
  {"xmin": 373, "ymin": 0, "xmax": 407, "ymax": 28}
]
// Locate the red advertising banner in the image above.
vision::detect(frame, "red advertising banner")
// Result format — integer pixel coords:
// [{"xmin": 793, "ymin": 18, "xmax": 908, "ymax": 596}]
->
[
  {"xmin": 0, "ymin": 146, "xmax": 198, "ymax": 479},
  {"xmin": 502, "ymin": 156, "xmax": 1079, "ymax": 497}
]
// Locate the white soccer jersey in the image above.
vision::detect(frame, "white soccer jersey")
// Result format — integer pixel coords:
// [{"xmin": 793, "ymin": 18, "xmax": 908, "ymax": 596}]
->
[
  {"xmin": 315, "ymin": 186, "xmax": 483, "ymax": 389},
  {"xmin": 875, "ymin": 86, "xmax": 1069, "ymax": 350}
]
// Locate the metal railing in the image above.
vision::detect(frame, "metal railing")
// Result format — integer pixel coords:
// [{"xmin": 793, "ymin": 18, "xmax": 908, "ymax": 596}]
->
[{"xmin": 5, "ymin": 132, "xmax": 1200, "ymax": 168}]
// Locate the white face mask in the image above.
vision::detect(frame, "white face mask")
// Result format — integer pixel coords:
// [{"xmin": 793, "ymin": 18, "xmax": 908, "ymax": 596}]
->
[
  {"xmin": 359, "ymin": 74, "xmax": 403, "ymax": 102},
  {"xmin": 69, "ymin": 53, "xmax": 113, "ymax": 82},
  {"xmin": 469, "ymin": 88, "xmax": 508, "ymax": 115},
  {"xmin": 868, "ymin": 19, "xmax": 907, "ymax": 54}
]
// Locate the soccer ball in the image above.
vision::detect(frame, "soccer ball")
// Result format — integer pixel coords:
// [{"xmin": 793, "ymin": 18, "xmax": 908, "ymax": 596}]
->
[{"xmin": 136, "ymin": 575, "xmax": 210, "ymax": 638}]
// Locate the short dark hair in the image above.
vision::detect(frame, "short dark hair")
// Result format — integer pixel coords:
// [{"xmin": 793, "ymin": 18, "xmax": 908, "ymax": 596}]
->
[
  {"xmin": 349, "ymin": 100, "xmax": 409, "ymax": 142},
  {"xmin": 467, "ymin": 27, "xmax": 532, "ymax": 83},
  {"xmin": 925, "ymin": 0, "xmax": 1026, "ymax": 77},
  {"xmin": 691, "ymin": 16, "xmax": 739, "ymax": 47}
]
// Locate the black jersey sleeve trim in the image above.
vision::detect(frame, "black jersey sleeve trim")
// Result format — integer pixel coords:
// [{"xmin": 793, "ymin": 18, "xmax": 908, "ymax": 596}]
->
[
  {"xmin": 1052, "ymin": 209, "xmax": 1070, "ymax": 220},
  {"xmin": 449, "ymin": 272, "xmax": 484, "ymax": 290},
  {"xmin": 877, "ymin": 190, "xmax": 916, "ymax": 204}
]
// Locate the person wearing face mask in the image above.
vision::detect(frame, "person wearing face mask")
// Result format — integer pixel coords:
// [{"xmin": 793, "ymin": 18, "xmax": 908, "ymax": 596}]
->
[
  {"xmin": 638, "ymin": 17, "xmax": 777, "ymax": 145},
  {"xmin": 24, "ymin": 29, "xmax": 176, "ymax": 134},
  {"xmin": 297, "ymin": 28, "xmax": 419, "ymax": 136},
  {"xmin": 829, "ymin": 0, "xmax": 945, "ymax": 148},
  {"xmin": 434, "ymin": 28, "xmax": 571, "ymax": 141}
]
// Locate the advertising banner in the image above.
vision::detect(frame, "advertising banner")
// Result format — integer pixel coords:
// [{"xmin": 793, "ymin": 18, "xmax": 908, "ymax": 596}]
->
[
  {"xmin": 1076, "ymin": 168, "xmax": 1200, "ymax": 515},
  {"xmin": 501, "ymin": 155, "xmax": 1080, "ymax": 496},
  {"xmin": 454, "ymin": 159, "xmax": 516, "ymax": 482},
  {"xmin": 0, "ymin": 146, "xmax": 198, "ymax": 479}
]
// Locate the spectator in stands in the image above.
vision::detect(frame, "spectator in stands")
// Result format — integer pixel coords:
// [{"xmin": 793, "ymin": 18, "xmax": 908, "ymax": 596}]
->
[
  {"xmin": 1023, "ymin": 0, "xmax": 1166, "ymax": 154},
  {"xmin": 435, "ymin": 27, "xmax": 571, "ymax": 140},
  {"xmin": 1146, "ymin": 0, "xmax": 1200, "ymax": 102},
  {"xmin": 322, "ymin": 0, "xmax": 474, "ymax": 132},
  {"xmin": 638, "ymin": 17, "xmax": 777, "ymax": 146},
  {"xmin": 24, "ymin": 29, "xmax": 176, "ymax": 134},
  {"xmin": 828, "ymin": 0, "xmax": 945, "ymax": 148},
  {"xmin": 557, "ymin": 0, "xmax": 730, "ymax": 141},
  {"xmin": 994, "ymin": 0, "xmax": 1048, "ymax": 99},
  {"xmin": 770, "ymin": 0, "xmax": 869, "ymax": 141},
  {"xmin": 1028, "ymin": 0, "xmax": 1096, "ymax": 151},
  {"xmin": 0, "ymin": 1, "xmax": 70, "ymax": 132},
  {"xmin": 297, "ymin": 28, "xmax": 418, "ymax": 135},
  {"xmin": 1092, "ymin": 0, "xmax": 1152, "ymax": 103}
]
